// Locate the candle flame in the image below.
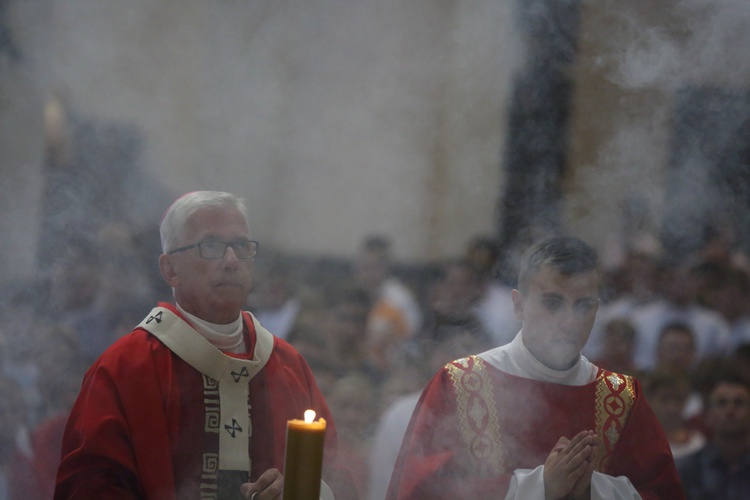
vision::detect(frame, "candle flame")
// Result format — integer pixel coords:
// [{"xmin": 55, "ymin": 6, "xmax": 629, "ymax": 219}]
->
[{"xmin": 304, "ymin": 409, "xmax": 316, "ymax": 423}]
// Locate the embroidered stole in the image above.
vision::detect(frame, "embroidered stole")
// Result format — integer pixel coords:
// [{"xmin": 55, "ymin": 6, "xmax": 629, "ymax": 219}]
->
[
  {"xmin": 446, "ymin": 355, "xmax": 635, "ymax": 475},
  {"xmin": 138, "ymin": 307, "xmax": 274, "ymax": 475}
]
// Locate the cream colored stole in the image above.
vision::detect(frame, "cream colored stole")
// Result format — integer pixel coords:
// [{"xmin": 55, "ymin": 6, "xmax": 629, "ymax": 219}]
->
[{"xmin": 137, "ymin": 306, "xmax": 274, "ymax": 473}]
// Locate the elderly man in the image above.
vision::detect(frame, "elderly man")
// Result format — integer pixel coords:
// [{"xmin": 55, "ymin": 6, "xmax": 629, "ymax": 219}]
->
[
  {"xmin": 386, "ymin": 236, "xmax": 685, "ymax": 499},
  {"xmin": 55, "ymin": 191, "xmax": 343, "ymax": 500}
]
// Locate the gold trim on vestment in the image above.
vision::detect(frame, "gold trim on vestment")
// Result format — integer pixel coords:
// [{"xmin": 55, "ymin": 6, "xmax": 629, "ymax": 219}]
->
[
  {"xmin": 593, "ymin": 370, "xmax": 636, "ymax": 472},
  {"xmin": 446, "ymin": 355, "xmax": 504, "ymax": 475}
]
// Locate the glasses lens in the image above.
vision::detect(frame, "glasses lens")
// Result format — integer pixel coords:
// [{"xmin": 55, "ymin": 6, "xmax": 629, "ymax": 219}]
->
[
  {"xmin": 199, "ymin": 241, "xmax": 227, "ymax": 259},
  {"xmin": 232, "ymin": 241, "xmax": 257, "ymax": 258},
  {"xmin": 196, "ymin": 241, "xmax": 257, "ymax": 259}
]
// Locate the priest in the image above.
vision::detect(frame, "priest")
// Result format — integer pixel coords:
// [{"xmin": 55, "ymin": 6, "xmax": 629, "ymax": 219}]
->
[
  {"xmin": 386, "ymin": 236, "xmax": 685, "ymax": 500},
  {"xmin": 55, "ymin": 191, "xmax": 349, "ymax": 500}
]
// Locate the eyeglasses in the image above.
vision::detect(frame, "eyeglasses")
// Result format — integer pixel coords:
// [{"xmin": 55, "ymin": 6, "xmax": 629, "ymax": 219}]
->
[{"xmin": 168, "ymin": 240, "xmax": 259, "ymax": 259}]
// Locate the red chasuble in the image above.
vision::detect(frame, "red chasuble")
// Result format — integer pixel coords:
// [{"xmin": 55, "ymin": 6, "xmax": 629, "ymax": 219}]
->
[
  {"xmin": 54, "ymin": 303, "xmax": 340, "ymax": 500},
  {"xmin": 386, "ymin": 355, "xmax": 685, "ymax": 500}
]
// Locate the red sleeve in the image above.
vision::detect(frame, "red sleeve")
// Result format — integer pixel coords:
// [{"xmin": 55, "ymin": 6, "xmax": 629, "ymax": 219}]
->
[
  {"xmin": 385, "ymin": 369, "xmax": 508, "ymax": 500},
  {"xmin": 54, "ymin": 333, "xmax": 176, "ymax": 500},
  {"xmin": 608, "ymin": 380, "xmax": 687, "ymax": 499}
]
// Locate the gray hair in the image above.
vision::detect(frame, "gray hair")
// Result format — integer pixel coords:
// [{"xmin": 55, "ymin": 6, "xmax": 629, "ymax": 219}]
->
[
  {"xmin": 516, "ymin": 235, "xmax": 600, "ymax": 293},
  {"xmin": 160, "ymin": 191, "xmax": 250, "ymax": 253}
]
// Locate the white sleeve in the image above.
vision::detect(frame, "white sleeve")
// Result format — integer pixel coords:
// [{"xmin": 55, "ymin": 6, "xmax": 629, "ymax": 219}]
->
[
  {"xmin": 589, "ymin": 472, "xmax": 642, "ymax": 499},
  {"xmin": 320, "ymin": 480, "xmax": 334, "ymax": 500},
  {"xmin": 505, "ymin": 467, "xmax": 642, "ymax": 500},
  {"xmin": 505, "ymin": 466, "xmax": 544, "ymax": 499}
]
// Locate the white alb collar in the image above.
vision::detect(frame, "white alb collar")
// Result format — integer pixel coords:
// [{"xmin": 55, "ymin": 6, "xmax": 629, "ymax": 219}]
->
[
  {"xmin": 512, "ymin": 332, "xmax": 587, "ymax": 384},
  {"xmin": 176, "ymin": 303, "xmax": 245, "ymax": 353}
]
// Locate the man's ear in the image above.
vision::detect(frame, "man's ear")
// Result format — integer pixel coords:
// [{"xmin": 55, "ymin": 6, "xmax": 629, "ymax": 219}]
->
[
  {"xmin": 511, "ymin": 289, "xmax": 524, "ymax": 322},
  {"xmin": 159, "ymin": 254, "xmax": 179, "ymax": 288}
]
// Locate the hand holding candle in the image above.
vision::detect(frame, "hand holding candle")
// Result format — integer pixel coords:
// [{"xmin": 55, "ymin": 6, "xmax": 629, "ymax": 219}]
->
[{"xmin": 282, "ymin": 409, "xmax": 327, "ymax": 500}]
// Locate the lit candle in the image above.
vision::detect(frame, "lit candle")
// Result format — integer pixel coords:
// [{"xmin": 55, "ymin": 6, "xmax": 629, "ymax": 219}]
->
[{"xmin": 282, "ymin": 409, "xmax": 327, "ymax": 500}]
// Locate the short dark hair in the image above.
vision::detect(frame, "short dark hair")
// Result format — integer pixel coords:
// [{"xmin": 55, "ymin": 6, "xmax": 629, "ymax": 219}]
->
[
  {"xmin": 643, "ymin": 369, "xmax": 690, "ymax": 398},
  {"xmin": 702, "ymin": 365, "xmax": 750, "ymax": 409},
  {"xmin": 516, "ymin": 236, "xmax": 600, "ymax": 292},
  {"xmin": 362, "ymin": 234, "xmax": 391, "ymax": 252},
  {"xmin": 657, "ymin": 321, "xmax": 695, "ymax": 347}
]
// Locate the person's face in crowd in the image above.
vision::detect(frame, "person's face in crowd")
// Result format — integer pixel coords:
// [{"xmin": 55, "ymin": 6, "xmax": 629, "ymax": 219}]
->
[
  {"xmin": 649, "ymin": 383, "xmax": 689, "ymax": 432},
  {"xmin": 711, "ymin": 280, "xmax": 750, "ymax": 323},
  {"xmin": 656, "ymin": 328, "xmax": 695, "ymax": 371},
  {"xmin": 50, "ymin": 250, "xmax": 101, "ymax": 310},
  {"xmin": 160, "ymin": 205, "xmax": 254, "ymax": 324},
  {"xmin": 326, "ymin": 300, "xmax": 369, "ymax": 352},
  {"xmin": 600, "ymin": 320, "xmax": 635, "ymax": 364},
  {"xmin": 706, "ymin": 382, "xmax": 750, "ymax": 439},
  {"xmin": 662, "ymin": 266, "xmax": 698, "ymax": 306},
  {"xmin": 428, "ymin": 265, "xmax": 481, "ymax": 321},
  {"xmin": 513, "ymin": 265, "xmax": 600, "ymax": 370},
  {"xmin": 354, "ymin": 249, "xmax": 389, "ymax": 293},
  {"xmin": 622, "ymin": 251, "xmax": 658, "ymax": 302}
]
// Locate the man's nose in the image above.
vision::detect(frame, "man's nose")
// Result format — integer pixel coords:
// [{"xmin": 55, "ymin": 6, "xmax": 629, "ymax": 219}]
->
[
  {"xmin": 222, "ymin": 246, "xmax": 241, "ymax": 267},
  {"xmin": 557, "ymin": 308, "xmax": 579, "ymax": 331}
]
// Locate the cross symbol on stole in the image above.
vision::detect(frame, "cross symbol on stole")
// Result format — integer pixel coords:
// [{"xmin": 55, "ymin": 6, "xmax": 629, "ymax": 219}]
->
[
  {"xmin": 225, "ymin": 419, "xmax": 243, "ymax": 438},
  {"xmin": 231, "ymin": 367, "xmax": 250, "ymax": 383}
]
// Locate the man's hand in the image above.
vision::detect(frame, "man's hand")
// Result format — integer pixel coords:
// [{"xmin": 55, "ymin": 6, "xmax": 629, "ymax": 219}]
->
[
  {"xmin": 240, "ymin": 468, "xmax": 283, "ymax": 500},
  {"xmin": 569, "ymin": 431, "xmax": 599, "ymax": 500},
  {"xmin": 543, "ymin": 430, "xmax": 597, "ymax": 500}
]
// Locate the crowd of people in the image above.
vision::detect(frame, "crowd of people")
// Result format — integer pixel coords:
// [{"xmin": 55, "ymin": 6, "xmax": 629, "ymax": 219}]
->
[{"xmin": 0, "ymin": 192, "xmax": 749, "ymax": 498}]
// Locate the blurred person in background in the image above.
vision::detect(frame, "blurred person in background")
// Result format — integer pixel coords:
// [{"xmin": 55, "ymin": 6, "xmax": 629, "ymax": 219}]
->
[
  {"xmin": 695, "ymin": 221, "xmax": 750, "ymax": 274},
  {"xmin": 354, "ymin": 235, "xmax": 421, "ymax": 379},
  {"xmin": 368, "ymin": 305, "xmax": 493, "ymax": 500},
  {"xmin": 698, "ymin": 265, "xmax": 750, "ymax": 351},
  {"xmin": 326, "ymin": 374, "xmax": 378, "ymax": 500},
  {"xmin": 248, "ymin": 254, "xmax": 301, "ymax": 342},
  {"xmin": 46, "ymin": 223, "xmax": 155, "ymax": 367},
  {"xmin": 47, "ymin": 237, "xmax": 119, "ymax": 365},
  {"xmin": 46, "ymin": 238, "xmax": 100, "ymax": 362},
  {"xmin": 8, "ymin": 322, "xmax": 87, "ymax": 500},
  {"xmin": 644, "ymin": 370, "xmax": 706, "ymax": 460},
  {"xmin": 583, "ymin": 247, "xmax": 660, "ymax": 361},
  {"xmin": 654, "ymin": 322, "xmax": 698, "ymax": 375},
  {"xmin": 0, "ymin": 376, "xmax": 31, "ymax": 500},
  {"xmin": 676, "ymin": 369, "xmax": 750, "ymax": 499},
  {"xmin": 283, "ymin": 283, "xmax": 372, "ymax": 396},
  {"xmin": 590, "ymin": 318, "xmax": 638, "ymax": 376},
  {"xmin": 419, "ymin": 259, "xmax": 490, "ymax": 343},
  {"xmin": 386, "ymin": 236, "xmax": 684, "ymax": 499},
  {"xmin": 367, "ymin": 257, "xmax": 496, "ymax": 500},
  {"xmin": 600, "ymin": 193, "xmax": 661, "ymax": 273},
  {"xmin": 375, "ymin": 258, "xmax": 493, "ymax": 410},
  {"xmin": 465, "ymin": 236, "xmax": 520, "ymax": 346},
  {"xmin": 734, "ymin": 343, "xmax": 750, "ymax": 389},
  {"xmin": 55, "ymin": 191, "xmax": 351, "ymax": 500},
  {"xmin": 319, "ymin": 285, "xmax": 372, "ymax": 380},
  {"xmin": 0, "ymin": 285, "xmax": 43, "ymax": 422},
  {"xmin": 653, "ymin": 322, "xmax": 703, "ymax": 423},
  {"xmin": 630, "ymin": 257, "xmax": 731, "ymax": 371}
]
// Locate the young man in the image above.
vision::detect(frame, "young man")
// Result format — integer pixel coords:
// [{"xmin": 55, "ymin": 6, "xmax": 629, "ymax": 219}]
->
[
  {"xmin": 676, "ymin": 371, "xmax": 750, "ymax": 499},
  {"xmin": 55, "ymin": 191, "xmax": 346, "ymax": 500},
  {"xmin": 386, "ymin": 236, "xmax": 685, "ymax": 499}
]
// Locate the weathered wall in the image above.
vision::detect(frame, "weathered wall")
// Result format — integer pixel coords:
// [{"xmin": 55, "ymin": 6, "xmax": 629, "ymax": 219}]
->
[{"xmin": 0, "ymin": 0, "xmax": 522, "ymax": 286}]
